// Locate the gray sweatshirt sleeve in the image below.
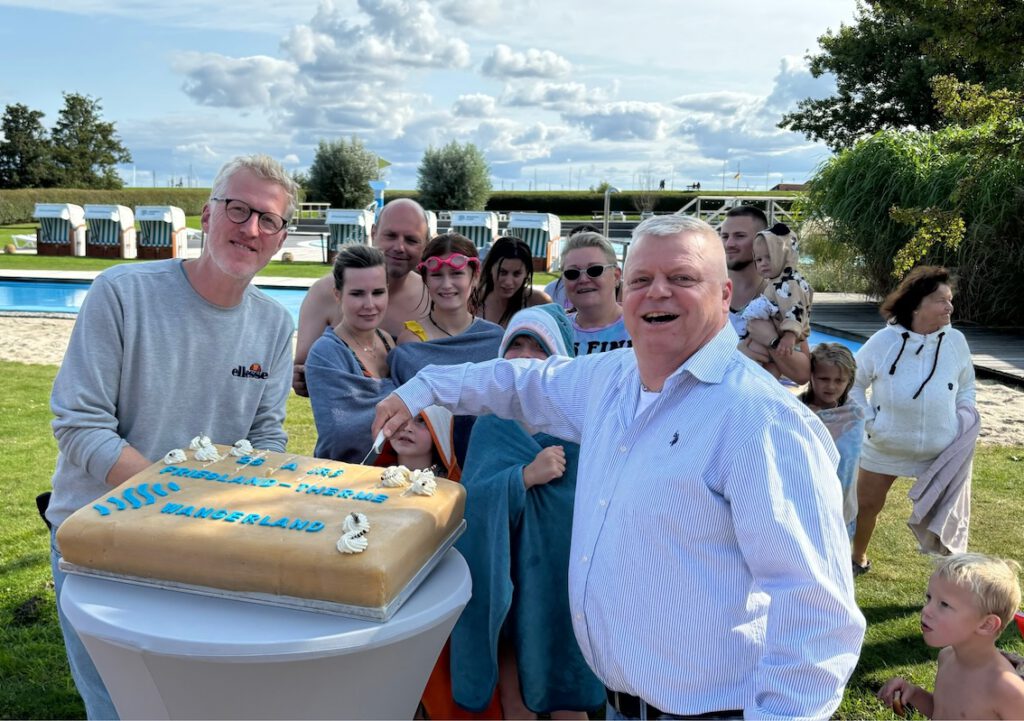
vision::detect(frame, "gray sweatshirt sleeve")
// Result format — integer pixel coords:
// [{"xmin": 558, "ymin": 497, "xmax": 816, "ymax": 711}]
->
[{"xmin": 50, "ymin": 274, "xmax": 130, "ymax": 484}]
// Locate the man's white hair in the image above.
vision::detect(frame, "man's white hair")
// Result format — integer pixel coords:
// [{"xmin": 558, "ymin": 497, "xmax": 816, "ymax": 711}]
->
[{"xmin": 631, "ymin": 214, "xmax": 718, "ymax": 243}]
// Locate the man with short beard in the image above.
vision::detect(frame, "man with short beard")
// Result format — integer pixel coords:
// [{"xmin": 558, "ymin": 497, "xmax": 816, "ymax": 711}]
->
[
  {"xmin": 292, "ymin": 198, "xmax": 431, "ymax": 395},
  {"xmin": 720, "ymin": 205, "xmax": 810, "ymax": 384}
]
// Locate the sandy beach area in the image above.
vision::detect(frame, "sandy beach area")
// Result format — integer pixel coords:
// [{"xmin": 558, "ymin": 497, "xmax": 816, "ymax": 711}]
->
[{"xmin": 2, "ymin": 314, "xmax": 1022, "ymax": 447}]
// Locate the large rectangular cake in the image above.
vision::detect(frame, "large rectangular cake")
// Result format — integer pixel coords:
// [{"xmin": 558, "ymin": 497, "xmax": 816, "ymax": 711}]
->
[{"xmin": 56, "ymin": 444, "xmax": 466, "ymax": 615}]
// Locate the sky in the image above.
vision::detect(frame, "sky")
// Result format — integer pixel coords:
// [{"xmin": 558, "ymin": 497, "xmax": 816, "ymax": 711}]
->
[{"xmin": 0, "ymin": 0, "xmax": 859, "ymax": 192}]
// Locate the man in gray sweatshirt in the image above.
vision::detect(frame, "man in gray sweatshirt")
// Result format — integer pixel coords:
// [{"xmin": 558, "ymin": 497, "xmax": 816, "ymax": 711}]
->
[{"xmin": 46, "ymin": 154, "xmax": 298, "ymax": 719}]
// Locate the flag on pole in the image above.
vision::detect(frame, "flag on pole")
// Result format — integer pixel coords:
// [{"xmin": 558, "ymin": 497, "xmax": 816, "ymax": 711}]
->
[
  {"xmin": 377, "ymin": 157, "xmax": 392, "ymax": 170},
  {"xmin": 733, "ymin": 171, "xmax": 741, "ymax": 180}
]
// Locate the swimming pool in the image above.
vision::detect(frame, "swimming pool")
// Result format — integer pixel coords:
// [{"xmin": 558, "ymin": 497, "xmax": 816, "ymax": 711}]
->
[
  {"xmin": 0, "ymin": 279, "xmax": 305, "ymax": 327},
  {"xmin": 0, "ymin": 278, "xmax": 864, "ymax": 352}
]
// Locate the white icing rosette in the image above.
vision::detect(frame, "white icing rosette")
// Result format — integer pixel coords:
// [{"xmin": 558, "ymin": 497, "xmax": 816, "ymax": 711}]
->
[
  {"xmin": 379, "ymin": 465, "xmax": 411, "ymax": 488},
  {"xmin": 230, "ymin": 439, "xmax": 254, "ymax": 457},
  {"xmin": 163, "ymin": 448, "xmax": 187, "ymax": 465},
  {"xmin": 189, "ymin": 434, "xmax": 213, "ymax": 450},
  {"xmin": 402, "ymin": 469, "xmax": 437, "ymax": 497},
  {"xmin": 194, "ymin": 444, "xmax": 223, "ymax": 462},
  {"xmin": 337, "ymin": 512, "xmax": 371, "ymax": 554}
]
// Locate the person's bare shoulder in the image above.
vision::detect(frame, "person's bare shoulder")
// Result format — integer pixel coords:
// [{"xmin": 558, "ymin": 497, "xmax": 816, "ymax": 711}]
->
[
  {"xmin": 527, "ymin": 287, "xmax": 553, "ymax": 306},
  {"xmin": 989, "ymin": 659, "xmax": 1024, "ymax": 719}
]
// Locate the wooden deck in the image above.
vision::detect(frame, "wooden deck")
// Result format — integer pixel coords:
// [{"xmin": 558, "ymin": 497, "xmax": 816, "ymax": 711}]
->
[{"xmin": 811, "ymin": 293, "xmax": 1024, "ymax": 387}]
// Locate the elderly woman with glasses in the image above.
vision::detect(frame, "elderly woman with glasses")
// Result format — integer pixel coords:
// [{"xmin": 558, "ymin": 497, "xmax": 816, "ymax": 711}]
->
[
  {"xmin": 390, "ymin": 234, "xmax": 504, "ymax": 462},
  {"xmin": 559, "ymin": 231, "xmax": 632, "ymax": 355}
]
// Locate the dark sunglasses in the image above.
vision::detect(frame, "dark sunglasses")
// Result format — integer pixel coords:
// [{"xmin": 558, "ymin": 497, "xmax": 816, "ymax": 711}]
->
[
  {"xmin": 417, "ymin": 253, "xmax": 480, "ymax": 273},
  {"xmin": 563, "ymin": 263, "xmax": 616, "ymax": 281}
]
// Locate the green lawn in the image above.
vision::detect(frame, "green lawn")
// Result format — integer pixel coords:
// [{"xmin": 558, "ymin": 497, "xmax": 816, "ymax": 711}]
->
[{"xmin": 2, "ymin": 365, "xmax": 1022, "ymax": 719}]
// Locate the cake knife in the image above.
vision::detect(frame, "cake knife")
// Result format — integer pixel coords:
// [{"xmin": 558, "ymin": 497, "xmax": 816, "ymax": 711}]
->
[{"xmin": 359, "ymin": 430, "xmax": 386, "ymax": 465}]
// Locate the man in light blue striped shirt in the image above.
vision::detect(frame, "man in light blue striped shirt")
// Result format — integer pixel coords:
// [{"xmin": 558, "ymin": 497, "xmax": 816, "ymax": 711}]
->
[{"xmin": 374, "ymin": 215, "xmax": 865, "ymax": 720}]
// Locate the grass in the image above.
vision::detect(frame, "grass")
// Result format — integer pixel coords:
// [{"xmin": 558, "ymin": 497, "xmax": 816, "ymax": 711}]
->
[{"xmin": 2, "ymin": 356, "xmax": 1022, "ymax": 719}]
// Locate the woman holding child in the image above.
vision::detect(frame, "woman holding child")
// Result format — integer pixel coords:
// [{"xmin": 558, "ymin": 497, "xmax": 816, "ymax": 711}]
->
[
  {"xmin": 850, "ymin": 266, "xmax": 977, "ymax": 575},
  {"xmin": 305, "ymin": 245, "xmax": 397, "ymax": 462}
]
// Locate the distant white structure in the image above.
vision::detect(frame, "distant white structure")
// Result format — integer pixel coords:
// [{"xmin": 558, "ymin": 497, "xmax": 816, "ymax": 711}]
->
[
  {"xmin": 326, "ymin": 209, "xmax": 375, "ymax": 259},
  {"xmin": 448, "ymin": 211, "xmax": 498, "ymax": 250},
  {"xmin": 34, "ymin": 203, "xmax": 86, "ymax": 256},
  {"xmin": 506, "ymin": 212, "xmax": 562, "ymax": 271},
  {"xmin": 135, "ymin": 206, "xmax": 188, "ymax": 259},
  {"xmin": 84, "ymin": 205, "xmax": 136, "ymax": 259}
]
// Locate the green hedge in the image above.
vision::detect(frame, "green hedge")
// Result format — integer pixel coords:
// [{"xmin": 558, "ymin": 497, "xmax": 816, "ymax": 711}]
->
[{"xmin": 0, "ymin": 188, "xmax": 212, "ymax": 225}]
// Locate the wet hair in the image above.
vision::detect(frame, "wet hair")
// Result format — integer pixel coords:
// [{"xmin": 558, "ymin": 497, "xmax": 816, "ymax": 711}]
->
[
  {"xmin": 561, "ymin": 231, "xmax": 617, "ymax": 267},
  {"xmin": 210, "ymin": 154, "xmax": 299, "ymax": 220},
  {"xmin": 331, "ymin": 244, "xmax": 386, "ymax": 292},
  {"xmin": 880, "ymin": 266, "xmax": 955, "ymax": 329},
  {"xmin": 473, "ymin": 236, "xmax": 535, "ymax": 325},
  {"xmin": 799, "ymin": 343, "xmax": 856, "ymax": 407},
  {"xmin": 933, "ymin": 553, "xmax": 1022, "ymax": 633},
  {"xmin": 419, "ymin": 233, "xmax": 479, "ymax": 272},
  {"xmin": 724, "ymin": 205, "xmax": 768, "ymax": 229}
]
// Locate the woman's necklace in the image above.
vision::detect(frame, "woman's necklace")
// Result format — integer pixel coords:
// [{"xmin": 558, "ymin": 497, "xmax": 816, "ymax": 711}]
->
[
  {"xmin": 429, "ymin": 309, "xmax": 467, "ymax": 337},
  {"xmin": 341, "ymin": 327, "xmax": 376, "ymax": 355}
]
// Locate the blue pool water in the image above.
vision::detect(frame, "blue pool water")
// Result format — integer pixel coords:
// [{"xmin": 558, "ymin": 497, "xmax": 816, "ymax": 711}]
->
[{"xmin": 0, "ymin": 278, "xmax": 864, "ymax": 352}]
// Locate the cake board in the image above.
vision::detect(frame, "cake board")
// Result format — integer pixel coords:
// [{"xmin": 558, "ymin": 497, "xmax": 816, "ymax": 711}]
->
[{"xmin": 60, "ymin": 520, "xmax": 465, "ymax": 623}]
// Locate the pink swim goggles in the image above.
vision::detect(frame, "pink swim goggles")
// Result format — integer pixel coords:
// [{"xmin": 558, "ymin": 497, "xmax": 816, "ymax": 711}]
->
[{"xmin": 417, "ymin": 253, "xmax": 481, "ymax": 273}]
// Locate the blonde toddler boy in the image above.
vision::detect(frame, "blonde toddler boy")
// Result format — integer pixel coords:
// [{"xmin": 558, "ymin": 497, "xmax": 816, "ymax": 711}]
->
[{"xmin": 879, "ymin": 553, "xmax": 1024, "ymax": 719}]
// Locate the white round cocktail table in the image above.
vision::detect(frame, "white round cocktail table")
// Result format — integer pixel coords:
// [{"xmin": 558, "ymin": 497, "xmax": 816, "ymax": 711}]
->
[{"xmin": 60, "ymin": 548, "xmax": 471, "ymax": 720}]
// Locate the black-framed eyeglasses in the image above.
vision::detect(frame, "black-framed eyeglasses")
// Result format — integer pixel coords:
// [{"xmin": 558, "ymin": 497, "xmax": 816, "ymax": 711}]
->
[
  {"xmin": 563, "ymin": 264, "xmax": 616, "ymax": 281},
  {"xmin": 211, "ymin": 197, "xmax": 288, "ymax": 234}
]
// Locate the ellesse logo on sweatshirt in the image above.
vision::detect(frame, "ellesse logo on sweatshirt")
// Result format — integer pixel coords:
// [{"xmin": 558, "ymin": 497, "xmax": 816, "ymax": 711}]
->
[{"xmin": 232, "ymin": 363, "xmax": 269, "ymax": 380}]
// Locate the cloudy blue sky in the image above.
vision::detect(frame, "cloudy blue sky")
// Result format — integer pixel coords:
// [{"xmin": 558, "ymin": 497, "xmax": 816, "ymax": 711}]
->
[{"xmin": 0, "ymin": 0, "xmax": 857, "ymax": 191}]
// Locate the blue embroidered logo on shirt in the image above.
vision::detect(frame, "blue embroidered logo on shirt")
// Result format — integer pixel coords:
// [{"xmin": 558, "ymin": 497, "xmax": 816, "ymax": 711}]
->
[{"xmin": 670, "ymin": 431, "xmax": 679, "ymax": 447}]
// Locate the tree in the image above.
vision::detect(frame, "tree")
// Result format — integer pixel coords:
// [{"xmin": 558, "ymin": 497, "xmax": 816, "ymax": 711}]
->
[
  {"xmin": 306, "ymin": 137, "xmax": 378, "ymax": 209},
  {"xmin": 0, "ymin": 103, "xmax": 53, "ymax": 188},
  {"xmin": 49, "ymin": 93, "xmax": 132, "ymax": 188},
  {"xmin": 416, "ymin": 141, "xmax": 491, "ymax": 211},
  {"xmin": 779, "ymin": 1, "xmax": 1023, "ymax": 151}
]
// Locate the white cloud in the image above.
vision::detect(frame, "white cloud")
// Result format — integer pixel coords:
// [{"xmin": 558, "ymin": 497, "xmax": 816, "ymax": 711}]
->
[
  {"xmin": 564, "ymin": 102, "xmax": 670, "ymax": 142},
  {"xmin": 453, "ymin": 94, "xmax": 497, "ymax": 117},
  {"xmin": 176, "ymin": 53, "xmax": 297, "ymax": 108},
  {"xmin": 482, "ymin": 44, "xmax": 571, "ymax": 79},
  {"xmin": 673, "ymin": 91, "xmax": 758, "ymax": 116},
  {"xmin": 282, "ymin": 153, "xmax": 300, "ymax": 164},
  {"xmin": 435, "ymin": 0, "xmax": 503, "ymax": 26}
]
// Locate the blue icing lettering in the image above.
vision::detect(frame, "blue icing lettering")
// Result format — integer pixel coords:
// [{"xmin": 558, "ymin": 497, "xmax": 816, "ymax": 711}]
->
[
  {"xmin": 257, "ymin": 479, "xmax": 277, "ymax": 488},
  {"xmin": 161, "ymin": 503, "xmax": 182, "ymax": 514},
  {"xmin": 151, "ymin": 484, "xmax": 168, "ymax": 497},
  {"xmin": 173, "ymin": 468, "xmax": 191, "ymax": 477},
  {"xmin": 189, "ymin": 470, "xmax": 206, "ymax": 479},
  {"xmin": 305, "ymin": 521, "xmax": 324, "ymax": 533},
  {"xmin": 174, "ymin": 505, "xmax": 195, "ymax": 517},
  {"xmin": 296, "ymin": 484, "xmax": 309, "ymax": 493},
  {"xmin": 354, "ymin": 491, "xmax": 375, "ymax": 501},
  {"xmin": 272, "ymin": 517, "xmax": 290, "ymax": 528},
  {"xmin": 258, "ymin": 515, "xmax": 275, "ymax": 527},
  {"xmin": 373, "ymin": 494, "xmax": 387, "ymax": 503},
  {"xmin": 329, "ymin": 469, "xmax": 344, "ymax": 478},
  {"xmin": 167, "ymin": 482, "xmax": 181, "ymax": 492},
  {"xmin": 159, "ymin": 466, "xmax": 176, "ymax": 475},
  {"xmin": 281, "ymin": 462, "xmax": 297, "ymax": 471},
  {"xmin": 241, "ymin": 513, "xmax": 261, "ymax": 525},
  {"xmin": 340, "ymin": 489, "xmax": 354, "ymax": 499},
  {"xmin": 136, "ymin": 484, "xmax": 156, "ymax": 505},
  {"xmin": 92, "ymin": 504, "xmax": 110, "ymax": 516},
  {"xmin": 122, "ymin": 488, "xmax": 142, "ymax": 509},
  {"xmin": 224, "ymin": 511, "xmax": 244, "ymax": 523},
  {"xmin": 210, "ymin": 509, "xmax": 228, "ymax": 520},
  {"xmin": 288, "ymin": 519, "xmax": 309, "ymax": 531},
  {"xmin": 194, "ymin": 507, "xmax": 215, "ymax": 519},
  {"xmin": 323, "ymin": 487, "xmax": 338, "ymax": 497},
  {"xmin": 107, "ymin": 496, "xmax": 126, "ymax": 511},
  {"xmin": 228, "ymin": 476, "xmax": 246, "ymax": 484}
]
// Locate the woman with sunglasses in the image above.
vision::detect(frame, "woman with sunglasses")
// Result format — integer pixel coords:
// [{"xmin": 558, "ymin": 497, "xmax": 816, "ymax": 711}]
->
[
  {"xmin": 304, "ymin": 245, "xmax": 398, "ymax": 462},
  {"xmin": 560, "ymin": 232, "xmax": 632, "ymax": 355},
  {"xmin": 390, "ymin": 234, "xmax": 504, "ymax": 461},
  {"xmin": 473, "ymin": 236, "xmax": 552, "ymax": 328}
]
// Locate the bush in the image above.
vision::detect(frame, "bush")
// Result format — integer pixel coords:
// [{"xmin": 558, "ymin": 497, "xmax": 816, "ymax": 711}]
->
[
  {"xmin": 306, "ymin": 137, "xmax": 378, "ymax": 209},
  {"xmin": 417, "ymin": 141, "xmax": 491, "ymax": 211},
  {"xmin": 805, "ymin": 129, "xmax": 1024, "ymax": 325}
]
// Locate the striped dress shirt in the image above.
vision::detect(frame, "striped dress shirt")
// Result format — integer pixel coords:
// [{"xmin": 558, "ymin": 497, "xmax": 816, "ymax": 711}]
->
[{"xmin": 397, "ymin": 322, "xmax": 865, "ymax": 720}]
